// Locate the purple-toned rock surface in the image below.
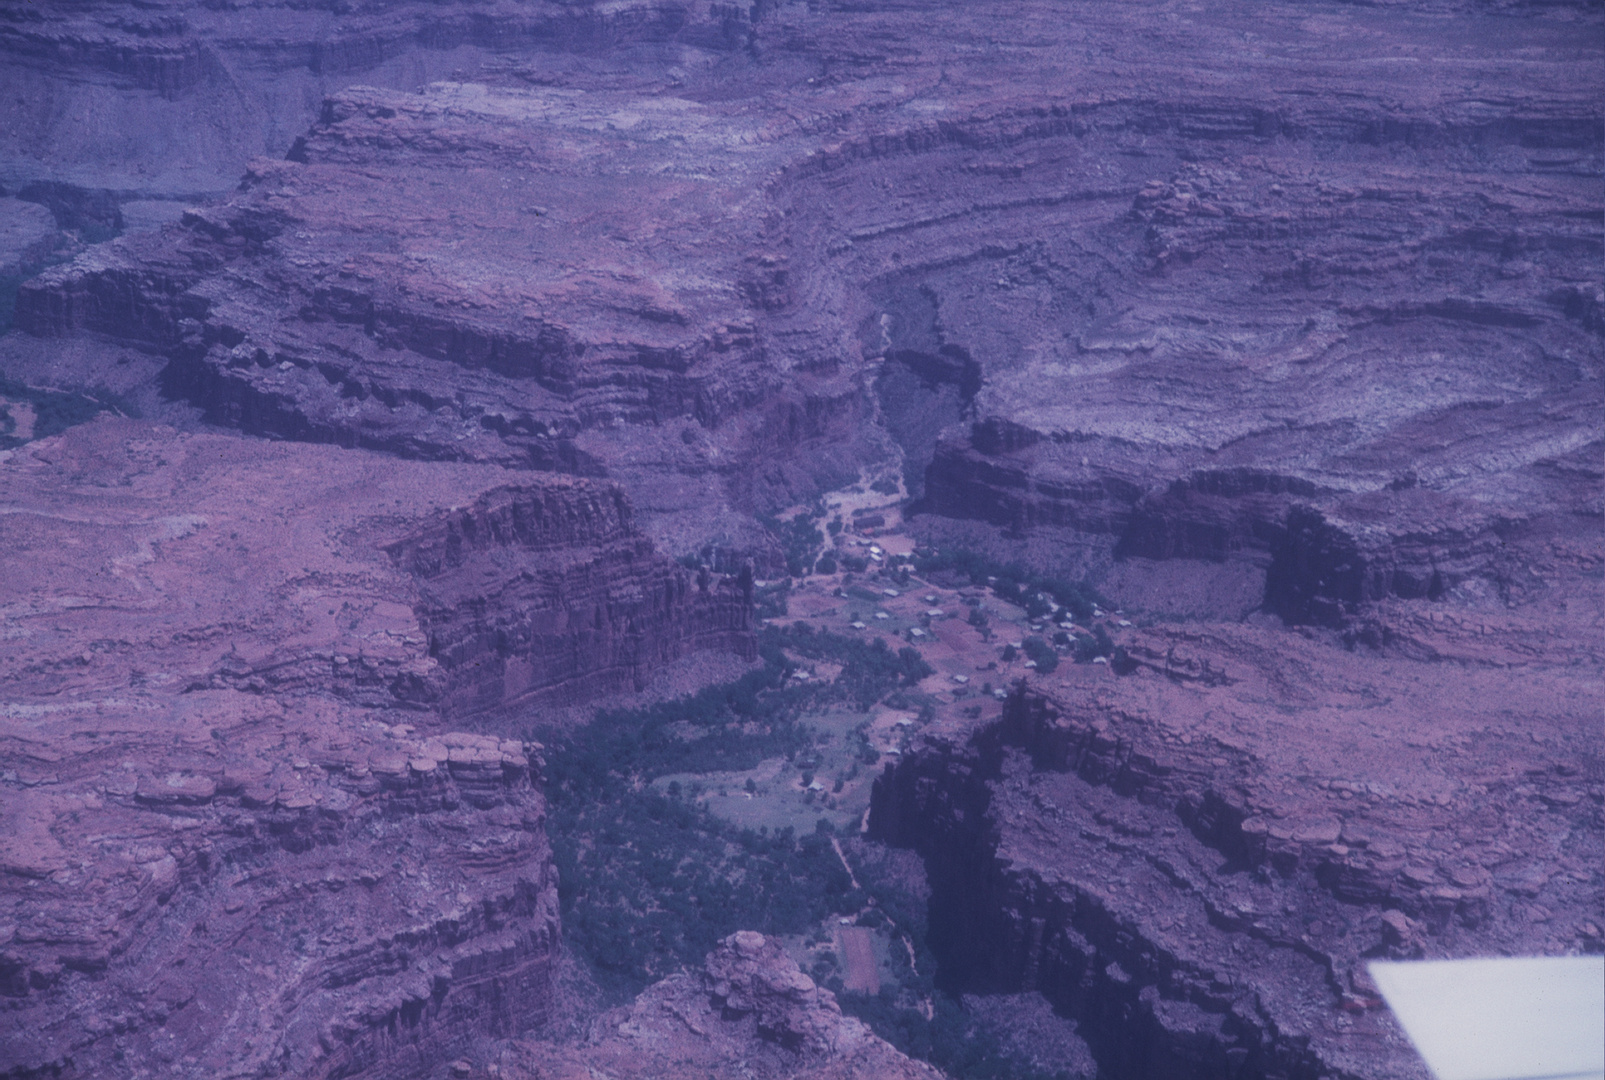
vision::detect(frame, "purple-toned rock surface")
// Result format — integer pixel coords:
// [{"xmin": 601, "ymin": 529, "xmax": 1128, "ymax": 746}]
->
[
  {"xmin": 8, "ymin": 0, "xmax": 1599, "ymax": 581},
  {"xmin": 502, "ymin": 931, "xmax": 941, "ymax": 1080},
  {"xmin": 0, "ymin": 0, "xmax": 1599, "ymax": 1077},
  {"xmin": 0, "ymin": 418, "xmax": 750, "ymax": 1078},
  {"xmin": 871, "ymin": 576, "xmax": 1604, "ymax": 1079},
  {"xmin": 0, "ymin": 0, "xmax": 755, "ymax": 196}
]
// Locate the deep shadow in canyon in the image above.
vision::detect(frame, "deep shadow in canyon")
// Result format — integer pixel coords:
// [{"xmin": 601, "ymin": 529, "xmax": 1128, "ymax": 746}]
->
[{"xmin": 0, "ymin": 1, "xmax": 1599, "ymax": 1078}]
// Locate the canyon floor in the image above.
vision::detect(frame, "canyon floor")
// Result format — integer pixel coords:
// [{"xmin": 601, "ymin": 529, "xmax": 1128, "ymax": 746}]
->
[{"xmin": 1, "ymin": 0, "xmax": 1601, "ymax": 1078}]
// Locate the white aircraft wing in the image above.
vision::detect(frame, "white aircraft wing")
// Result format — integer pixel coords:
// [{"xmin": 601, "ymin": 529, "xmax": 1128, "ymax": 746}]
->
[{"xmin": 1370, "ymin": 956, "xmax": 1604, "ymax": 1080}]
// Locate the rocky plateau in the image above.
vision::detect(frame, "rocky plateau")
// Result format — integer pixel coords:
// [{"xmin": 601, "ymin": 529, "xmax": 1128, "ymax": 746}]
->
[
  {"xmin": 0, "ymin": 417, "xmax": 750, "ymax": 1077},
  {"xmin": 0, "ymin": 0, "xmax": 1600, "ymax": 1078}
]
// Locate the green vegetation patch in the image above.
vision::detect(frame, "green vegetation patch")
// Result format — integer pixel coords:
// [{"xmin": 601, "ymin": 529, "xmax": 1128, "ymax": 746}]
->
[
  {"xmin": 540, "ymin": 626, "xmax": 930, "ymax": 996},
  {"xmin": 760, "ymin": 505, "xmax": 827, "ymax": 578},
  {"xmin": 1021, "ymin": 635, "xmax": 1059, "ymax": 674},
  {"xmin": 540, "ymin": 625, "xmax": 1076, "ymax": 1077},
  {"xmin": 1071, "ymin": 624, "xmax": 1115, "ymax": 664},
  {"xmin": 553, "ymin": 795, "xmax": 860, "ymax": 998}
]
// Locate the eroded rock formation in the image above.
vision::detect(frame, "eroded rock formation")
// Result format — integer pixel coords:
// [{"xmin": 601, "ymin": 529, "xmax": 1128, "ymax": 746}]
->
[
  {"xmin": 0, "ymin": 0, "xmax": 1599, "ymax": 1077},
  {"xmin": 388, "ymin": 484, "xmax": 754, "ymax": 714},
  {"xmin": 0, "ymin": 0, "xmax": 757, "ymax": 197},
  {"xmin": 501, "ymin": 931, "xmax": 941, "ymax": 1080},
  {"xmin": 0, "ymin": 417, "xmax": 750, "ymax": 1078},
  {"xmin": 871, "ymin": 585, "xmax": 1604, "ymax": 1080},
  {"xmin": 8, "ymin": 0, "xmax": 1599, "ymax": 593}
]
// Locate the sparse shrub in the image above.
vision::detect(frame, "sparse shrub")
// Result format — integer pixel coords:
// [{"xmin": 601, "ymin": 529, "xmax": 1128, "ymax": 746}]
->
[
  {"xmin": 754, "ymin": 580, "xmax": 790, "ymax": 619},
  {"xmin": 1073, "ymin": 624, "xmax": 1115, "ymax": 663},
  {"xmin": 897, "ymin": 646, "xmax": 933, "ymax": 685},
  {"xmin": 761, "ymin": 506, "xmax": 827, "ymax": 577},
  {"xmin": 1022, "ymin": 636, "xmax": 1058, "ymax": 673},
  {"xmin": 0, "ymin": 376, "xmax": 144, "ymax": 449}
]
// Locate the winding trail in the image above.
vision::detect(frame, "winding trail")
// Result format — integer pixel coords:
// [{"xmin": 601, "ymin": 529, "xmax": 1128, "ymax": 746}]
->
[{"xmin": 829, "ymin": 836, "xmax": 863, "ymax": 890}]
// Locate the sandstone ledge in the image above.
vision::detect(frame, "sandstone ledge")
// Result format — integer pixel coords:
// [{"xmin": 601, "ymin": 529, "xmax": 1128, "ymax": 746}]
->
[
  {"xmin": 871, "ymin": 612, "xmax": 1603, "ymax": 1080},
  {"xmin": 0, "ymin": 418, "xmax": 753, "ymax": 1079}
]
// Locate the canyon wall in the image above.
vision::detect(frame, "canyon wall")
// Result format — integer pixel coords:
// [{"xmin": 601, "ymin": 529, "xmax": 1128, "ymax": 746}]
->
[
  {"xmin": 7, "ymin": 0, "xmax": 1597, "ymax": 595},
  {"xmin": 389, "ymin": 483, "xmax": 755, "ymax": 715},
  {"xmin": 0, "ymin": 418, "xmax": 752, "ymax": 1079},
  {"xmin": 871, "ymin": 598, "xmax": 1604, "ymax": 1079},
  {"xmin": 1, "ymin": 701, "xmax": 557, "ymax": 1080},
  {"xmin": 0, "ymin": 0, "xmax": 756, "ymax": 197},
  {"xmin": 891, "ymin": 28, "xmax": 1603, "ymax": 616},
  {"xmin": 0, "ymin": 1, "xmax": 1598, "ymax": 1077}
]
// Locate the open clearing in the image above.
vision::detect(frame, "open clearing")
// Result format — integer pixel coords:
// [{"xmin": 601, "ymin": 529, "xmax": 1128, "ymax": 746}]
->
[{"xmin": 836, "ymin": 925, "xmax": 882, "ymax": 994}]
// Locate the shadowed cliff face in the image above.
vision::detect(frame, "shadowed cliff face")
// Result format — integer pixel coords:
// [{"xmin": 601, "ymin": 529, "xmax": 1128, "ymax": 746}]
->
[
  {"xmin": 0, "ymin": 419, "xmax": 751, "ymax": 1079},
  {"xmin": 389, "ymin": 485, "xmax": 755, "ymax": 714},
  {"xmin": 6, "ymin": 0, "xmax": 1599, "ymax": 600},
  {"xmin": 0, "ymin": 2, "xmax": 1599, "ymax": 1078},
  {"xmin": 870, "ymin": 605, "xmax": 1604, "ymax": 1080}
]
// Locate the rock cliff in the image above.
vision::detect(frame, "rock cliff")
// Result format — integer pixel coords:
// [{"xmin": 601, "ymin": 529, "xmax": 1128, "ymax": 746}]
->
[
  {"xmin": 0, "ymin": 0, "xmax": 756, "ymax": 197},
  {"xmin": 871, "ymin": 588, "xmax": 1604, "ymax": 1080},
  {"xmin": 0, "ymin": 0, "xmax": 1598, "ymax": 1076},
  {"xmin": 502, "ymin": 931, "xmax": 942, "ymax": 1080},
  {"xmin": 0, "ymin": 418, "xmax": 751, "ymax": 1078},
  {"xmin": 8, "ymin": 0, "xmax": 1598, "ymax": 589},
  {"xmin": 387, "ymin": 484, "xmax": 754, "ymax": 714}
]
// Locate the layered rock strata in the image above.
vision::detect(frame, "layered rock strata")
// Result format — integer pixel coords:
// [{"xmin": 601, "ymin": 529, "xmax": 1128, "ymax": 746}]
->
[
  {"xmin": 12, "ymin": 1, "xmax": 1597, "ymax": 580},
  {"xmin": 888, "ymin": 2, "xmax": 1604, "ymax": 615},
  {"xmin": 0, "ymin": 199, "xmax": 56, "ymax": 280},
  {"xmin": 10, "ymin": 77, "xmax": 890, "ymax": 563},
  {"xmin": 0, "ymin": 417, "xmax": 751, "ymax": 716},
  {"xmin": 1, "ymin": 701, "xmax": 556, "ymax": 1080},
  {"xmin": 0, "ymin": 417, "xmax": 750, "ymax": 1078},
  {"xmin": 0, "ymin": 3, "xmax": 1598, "ymax": 1075},
  {"xmin": 502, "ymin": 930, "xmax": 942, "ymax": 1080},
  {"xmin": 0, "ymin": 0, "xmax": 756, "ymax": 196},
  {"xmin": 871, "ymin": 592, "xmax": 1604, "ymax": 1080},
  {"xmin": 390, "ymin": 484, "xmax": 754, "ymax": 714}
]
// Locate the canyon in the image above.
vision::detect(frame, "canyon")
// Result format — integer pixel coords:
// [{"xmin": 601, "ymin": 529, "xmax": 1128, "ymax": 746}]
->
[
  {"xmin": 0, "ymin": 418, "xmax": 751, "ymax": 1077},
  {"xmin": 872, "ymin": 591, "xmax": 1602, "ymax": 1079},
  {"xmin": 0, "ymin": 0, "xmax": 1599, "ymax": 1078}
]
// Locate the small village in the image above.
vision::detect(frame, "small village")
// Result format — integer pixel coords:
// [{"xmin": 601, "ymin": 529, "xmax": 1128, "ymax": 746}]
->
[{"xmin": 641, "ymin": 477, "xmax": 1138, "ymax": 1003}]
